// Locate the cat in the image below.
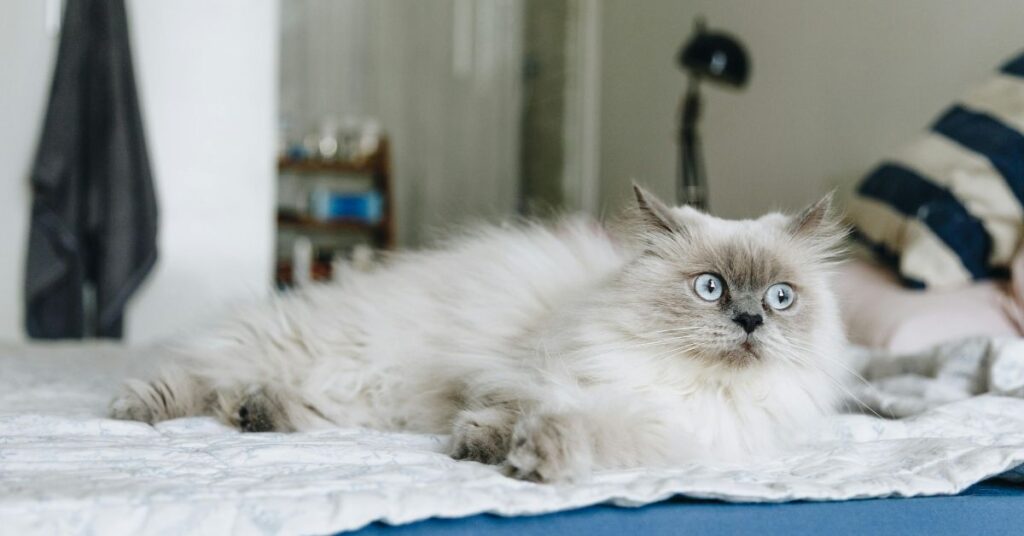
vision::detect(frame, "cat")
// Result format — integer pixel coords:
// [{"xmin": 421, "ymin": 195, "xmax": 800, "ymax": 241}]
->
[{"xmin": 110, "ymin": 185, "xmax": 848, "ymax": 482}]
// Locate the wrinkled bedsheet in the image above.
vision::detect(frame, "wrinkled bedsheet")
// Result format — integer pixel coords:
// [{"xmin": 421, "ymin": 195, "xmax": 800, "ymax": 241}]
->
[{"xmin": 3, "ymin": 340, "xmax": 1024, "ymax": 535}]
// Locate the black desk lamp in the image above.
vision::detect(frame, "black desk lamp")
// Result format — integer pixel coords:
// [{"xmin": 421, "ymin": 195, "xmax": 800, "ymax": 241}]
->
[{"xmin": 676, "ymin": 18, "xmax": 750, "ymax": 209}]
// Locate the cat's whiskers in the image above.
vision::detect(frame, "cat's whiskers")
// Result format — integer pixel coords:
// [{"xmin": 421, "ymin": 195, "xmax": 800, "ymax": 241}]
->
[
  {"xmin": 569, "ymin": 335, "xmax": 703, "ymax": 360},
  {"xmin": 740, "ymin": 331, "xmax": 883, "ymax": 418},
  {"xmin": 782, "ymin": 348, "xmax": 884, "ymax": 418},
  {"xmin": 778, "ymin": 337, "xmax": 875, "ymax": 391}
]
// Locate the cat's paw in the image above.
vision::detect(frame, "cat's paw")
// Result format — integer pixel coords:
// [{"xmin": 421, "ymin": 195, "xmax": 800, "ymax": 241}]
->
[
  {"xmin": 504, "ymin": 413, "xmax": 592, "ymax": 483},
  {"xmin": 233, "ymin": 387, "xmax": 292, "ymax": 433},
  {"xmin": 109, "ymin": 383, "xmax": 155, "ymax": 424},
  {"xmin": 448, "ymin": 408, "xmax": 513, "ymax": 465}
]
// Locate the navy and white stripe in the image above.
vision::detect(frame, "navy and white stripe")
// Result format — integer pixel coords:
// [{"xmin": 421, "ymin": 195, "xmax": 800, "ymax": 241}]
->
[{"xmin": 851, "ymin": 50, "xmax": 1024, "ymax": 288}]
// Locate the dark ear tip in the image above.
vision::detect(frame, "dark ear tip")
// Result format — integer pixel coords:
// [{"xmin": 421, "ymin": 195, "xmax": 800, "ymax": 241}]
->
[
  {"xmin": 808, "ymin": 190, "xmax": 837, "ymax": 216},
  {"xmin": 789, "ymin": 190, "xmax": 840, "ymax": 236},
  {"xmin": 817, "ymin": 190, "xmax": 836, "ymax": 211},
  {"xmin": 632, "ymin": 182, "xmax": 648, "ymax": 205},
  {"xmin": 629, "ymin": 182, "xmax": 683, "ymax": 235}
]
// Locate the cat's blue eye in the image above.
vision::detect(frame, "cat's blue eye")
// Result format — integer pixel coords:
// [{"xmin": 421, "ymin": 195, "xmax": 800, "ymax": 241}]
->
[
  {"xmin": 694, "ymin": 273, "xmax": 724, "ymax": 302},
  {"xmin": 765, "ymin": 283, "xmax": 795, "ymax": 310}
]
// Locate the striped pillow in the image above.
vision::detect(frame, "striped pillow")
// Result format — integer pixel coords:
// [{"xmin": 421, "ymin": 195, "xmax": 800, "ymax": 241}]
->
[{"xmin": 850, "ymin": 51, "xmax": 1024, "ymax": 289}]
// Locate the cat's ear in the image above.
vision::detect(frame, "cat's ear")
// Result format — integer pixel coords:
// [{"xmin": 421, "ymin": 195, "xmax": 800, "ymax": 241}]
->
[
  {"xmin": 632, "ymin": 183, "xmax": 684, "ymax": 236},
  {"xmin": 789, "ymin": 192, "xmax": 834, "ymax": 235},
  {"xmin": 787, "ymin": 191, "xmax": 847, "ymax": 259}
]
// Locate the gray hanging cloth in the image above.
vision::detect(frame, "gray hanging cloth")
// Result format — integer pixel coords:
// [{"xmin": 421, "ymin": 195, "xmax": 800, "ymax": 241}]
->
[{"xmin": 25, "ymin": 0, "xmax": 158, "ymax": 339}]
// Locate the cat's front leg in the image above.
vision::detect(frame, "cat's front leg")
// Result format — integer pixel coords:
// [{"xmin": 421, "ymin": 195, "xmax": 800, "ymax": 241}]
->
[
  {"xmin": 503, "ymin": 391, "xmax": 681, "ymax": 482},
  {"xmin": 504, "ymin": 411, "xmax": 594, "ymax": 482},
  {"xmin": 448, "ymin": 406, "xmax": 516, "ymax": 465}
]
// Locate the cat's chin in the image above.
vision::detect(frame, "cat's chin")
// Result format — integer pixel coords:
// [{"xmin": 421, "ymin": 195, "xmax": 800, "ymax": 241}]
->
[{"xmin": 718, "ymin": 342, "xmax": 761, "ymax": 367}]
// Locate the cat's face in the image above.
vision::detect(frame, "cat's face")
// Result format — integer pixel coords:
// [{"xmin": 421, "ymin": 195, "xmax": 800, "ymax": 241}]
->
[{"xmin": 620, "ymin": 186, "xmax": 845, "ymax": 370}]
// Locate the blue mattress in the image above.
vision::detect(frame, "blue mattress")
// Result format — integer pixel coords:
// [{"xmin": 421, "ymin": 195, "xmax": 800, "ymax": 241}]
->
[{"xmin": 351, "ymin": 479, "xmax": 1024, "ymax": 535}]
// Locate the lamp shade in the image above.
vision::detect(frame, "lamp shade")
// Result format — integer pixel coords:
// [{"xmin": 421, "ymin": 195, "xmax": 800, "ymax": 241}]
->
[{"xmin": 677, "ymin": 27, "xmax": 750, "ymax": 87}]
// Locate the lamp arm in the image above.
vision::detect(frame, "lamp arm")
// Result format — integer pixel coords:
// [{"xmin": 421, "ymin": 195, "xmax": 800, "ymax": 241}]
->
[{"xmin": 678, "ymin": 78, "xmax": 707, "ymax": 209}]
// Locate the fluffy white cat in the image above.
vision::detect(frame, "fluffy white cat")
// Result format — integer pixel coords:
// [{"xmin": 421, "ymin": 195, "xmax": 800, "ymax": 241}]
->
[{"xmin": 111, "ymin": 185, "xmax": 848, "ymax": 482}]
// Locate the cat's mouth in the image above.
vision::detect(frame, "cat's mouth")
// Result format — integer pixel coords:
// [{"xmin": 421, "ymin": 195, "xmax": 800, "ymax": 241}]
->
[
  {"xmin": 723, "ymin": 339, "xmax": 760, "ymax": 364},
  {"xmin": 712, "ymin": 338, "xmax": 761, "ymax": 366}
]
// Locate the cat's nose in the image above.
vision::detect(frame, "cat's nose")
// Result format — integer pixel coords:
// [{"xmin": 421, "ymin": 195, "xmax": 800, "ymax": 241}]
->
[{"xmin": 732, "ymin": 312, "xmax": 763, "ymax": 334}]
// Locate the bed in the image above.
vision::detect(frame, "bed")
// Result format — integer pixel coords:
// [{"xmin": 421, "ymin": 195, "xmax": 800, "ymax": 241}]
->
[
  {"xmin": 353, "ymin": 481, "xmax": 1024, "ymax": 535},
  {"xmin": 5, "ymin": 298, "xmax": 1024, "ymax": 536}
]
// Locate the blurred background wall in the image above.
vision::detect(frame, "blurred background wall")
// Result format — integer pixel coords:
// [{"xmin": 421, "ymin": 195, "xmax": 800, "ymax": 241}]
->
[
  {"xmin": 597, "ymin": 0, "xmax": 1024, "ymax": 218},
  {"xmin": 280, "ymin": 0, "xmax": 523, "ymax": 246},
  {"xmin": 0, "ymin": 0, "xmax": 278, "ymax": 343},
  {"xmin": 3, "ymin": 0, "xmax": 1024, "ymax": 344},
  {"xmin": 0, "ymin": 1, "xmax": 51, "ymax": 343}
]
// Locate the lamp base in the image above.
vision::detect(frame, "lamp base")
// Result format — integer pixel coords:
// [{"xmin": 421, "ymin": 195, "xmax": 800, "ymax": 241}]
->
[{"xmin": 678, "ymin": 184, "xmax": 707, "ymax": 211}]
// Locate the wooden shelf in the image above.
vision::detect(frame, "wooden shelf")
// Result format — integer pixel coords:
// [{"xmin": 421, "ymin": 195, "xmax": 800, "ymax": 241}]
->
[
  {"xmin": 277, "ymin": 212, "xmax": 381, "ymax": 233},
  {"xmin": 275, "ymin": 137, "xmax": 394, "ymax": 287},
  {"xmin": 278, "ymin": 157, "xmax": 378, "ymax": 175},
  {"xmin": 276, "ymin": 259, "xmax": 333, "ymax": 287}
]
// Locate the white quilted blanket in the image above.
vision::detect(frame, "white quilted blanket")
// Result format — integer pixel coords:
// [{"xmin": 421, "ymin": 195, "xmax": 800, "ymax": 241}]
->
[{"xmin": 3, "ymin": 340, "xmax": 1024, "ymax": 535}]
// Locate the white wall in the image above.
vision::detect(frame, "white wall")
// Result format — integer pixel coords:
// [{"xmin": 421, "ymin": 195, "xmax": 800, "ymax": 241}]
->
[
  {"xmin": 125, "ymin": 0, "xmax": 278, "ymax": 342},
  {"xmin": 0, "ymin": 0, "xmax": 57, "ymax": 342},
  {"xmin": 0, "ymin": 0, "xmax": 278, "ymax": 343},
  {"xmin": 598, "ymin": 0, "xmax": 1024, "ymax": 218}
]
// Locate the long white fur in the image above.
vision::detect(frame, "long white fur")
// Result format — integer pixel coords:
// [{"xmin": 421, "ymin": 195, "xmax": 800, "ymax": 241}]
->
[{"xmin": 112, "ymin": 190, "xmax": 848, "ymax": 481}]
